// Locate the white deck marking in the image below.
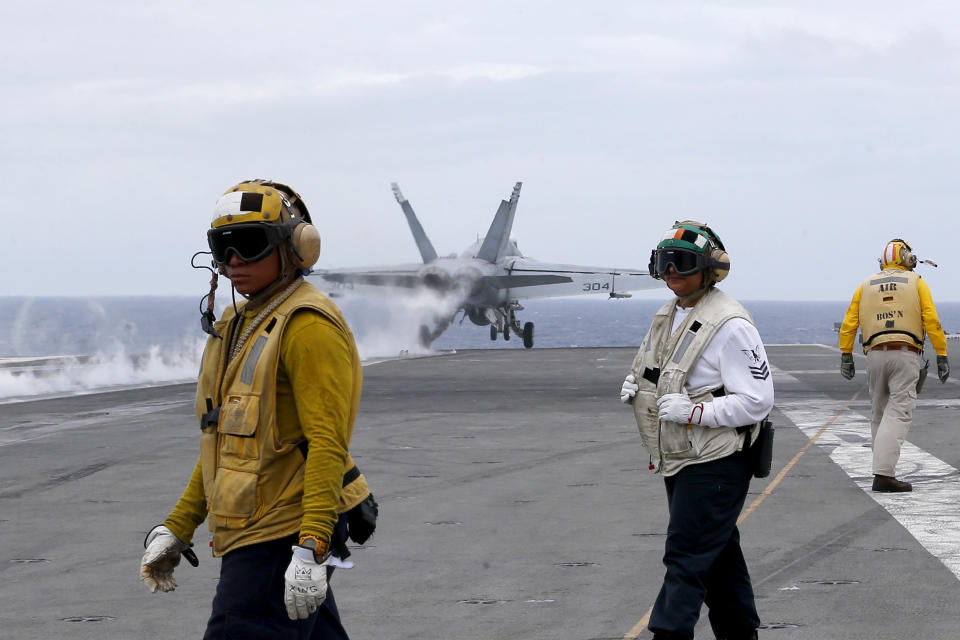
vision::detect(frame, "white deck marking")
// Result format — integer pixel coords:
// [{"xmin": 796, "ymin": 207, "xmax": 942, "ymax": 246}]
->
[{"xmin": 774, "ymin": 366, "xmax": 960, "ymax": 580}]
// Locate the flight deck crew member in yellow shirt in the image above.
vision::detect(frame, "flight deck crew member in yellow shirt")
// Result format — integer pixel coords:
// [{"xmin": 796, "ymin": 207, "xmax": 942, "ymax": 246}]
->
[
  {"xmin": 139, "ymin": 180, "xmax": 375, "ymax": 639},
  {"xmin": 838, "ymin": 238, "xmax": 949, "ymax": 493}
]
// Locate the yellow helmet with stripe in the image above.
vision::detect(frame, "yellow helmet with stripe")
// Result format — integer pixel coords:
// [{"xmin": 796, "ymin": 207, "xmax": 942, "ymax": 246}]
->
[
  {"xmin": 207, "ymin": 179, "xmax": 320, "ymax": 269},
  {"xmin": 211, "ymin": 182, "xmax": 291, "ymax": 228},
  {"xmin": 880, "ymin": 239, "xmax": 917, "ymax": 270}
]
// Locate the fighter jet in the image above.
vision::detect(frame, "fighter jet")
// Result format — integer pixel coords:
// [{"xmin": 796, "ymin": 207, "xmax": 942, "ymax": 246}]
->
[{"xmin": 311, "ymin": 182, "xmax": 658, "ymax": 348}]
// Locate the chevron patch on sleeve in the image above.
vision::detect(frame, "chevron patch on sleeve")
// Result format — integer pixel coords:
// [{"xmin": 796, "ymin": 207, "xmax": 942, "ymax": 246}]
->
[
  {"xmin": 749, "ymin": 361, "xmax": 770, "ymax": 380},
  {"xmin": 741, "ymin": 344, "xmax": 770, "ymax": 380}
]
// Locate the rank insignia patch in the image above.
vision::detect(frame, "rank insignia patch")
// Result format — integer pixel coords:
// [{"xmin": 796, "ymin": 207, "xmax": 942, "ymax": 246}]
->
[{"xmin": 742, "ymin": 345, "xmax": 770, "ymax": 380}]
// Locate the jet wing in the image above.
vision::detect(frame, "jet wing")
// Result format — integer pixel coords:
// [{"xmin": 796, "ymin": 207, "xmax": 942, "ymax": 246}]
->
[
  {"xmin": 311, "ymin": 264, "xmax": 424, "ymax": 296},
  {"xmin": 494, "ymin": 258, "xmax": 658, "ymax": 299}
]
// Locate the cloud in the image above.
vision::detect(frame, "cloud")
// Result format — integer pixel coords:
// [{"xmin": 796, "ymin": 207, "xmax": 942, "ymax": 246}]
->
[
  {"xmin": 575, "ymin": 33, "xmax": 735, "ymax": 71},
  {"xmin": 4, "ymin": 1, "xmax": 960, "ymax": 301}
]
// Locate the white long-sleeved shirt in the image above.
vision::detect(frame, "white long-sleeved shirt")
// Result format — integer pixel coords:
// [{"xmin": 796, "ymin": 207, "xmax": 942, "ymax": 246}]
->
[{"xmin": 671, "ymin": 307, "xmax": 775, "ymax": 428}]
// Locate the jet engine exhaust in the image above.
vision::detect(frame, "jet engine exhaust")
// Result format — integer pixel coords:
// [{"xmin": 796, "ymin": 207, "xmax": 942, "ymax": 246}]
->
[
  {"xmin": 335, "ymin": 287, "xmax": 468, "ymax": 357},
  {"xmin": 418, "ymin": 266, "xmax": 452, "ymax": 291}
]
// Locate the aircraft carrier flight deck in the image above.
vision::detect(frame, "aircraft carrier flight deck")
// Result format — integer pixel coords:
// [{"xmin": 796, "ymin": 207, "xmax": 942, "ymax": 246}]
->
[{"xmin": 1, "ymin": 343, "xmax": 959, "ymax": 639}]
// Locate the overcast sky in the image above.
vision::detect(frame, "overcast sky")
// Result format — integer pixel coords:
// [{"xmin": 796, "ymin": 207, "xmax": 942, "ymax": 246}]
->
[{"xmin": 4, "ymin": 1, "xmax": 959, "ymax": 301}]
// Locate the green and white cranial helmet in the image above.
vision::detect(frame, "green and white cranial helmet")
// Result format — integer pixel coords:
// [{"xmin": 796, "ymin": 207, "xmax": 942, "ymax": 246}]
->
[{"xmin": 648, "ymin": 220, "xmax": 730, "ymax": 285}]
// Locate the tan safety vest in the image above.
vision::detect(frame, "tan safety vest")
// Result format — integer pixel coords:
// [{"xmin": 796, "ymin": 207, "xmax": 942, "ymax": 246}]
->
[
  {"xmin": 858, "ymin": 269, "xmax": 924, "ymax": 351},
  {"xmin": 195, "ymin": 280, "xmax": 365, "ymax": 555},
  {"xmin": 630, "ymin": 288, "xmax": 756, "ymax": 476}
]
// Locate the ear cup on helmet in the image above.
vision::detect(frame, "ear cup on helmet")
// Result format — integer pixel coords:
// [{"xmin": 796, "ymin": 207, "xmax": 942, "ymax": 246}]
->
[
  {"xmin": 290, "ymin": 222, "xmax": 321, "ymax": 269},
  {"xmin": 900, "ymin": 245, "xmax": 917, "ymax": 269},
  {"xmin": 647, "ymin": 249, "xmax": 662, "ymax": 280},
  {"xmin": 710, "ymin": 248, "xmax": 730, "ymax": 282}
]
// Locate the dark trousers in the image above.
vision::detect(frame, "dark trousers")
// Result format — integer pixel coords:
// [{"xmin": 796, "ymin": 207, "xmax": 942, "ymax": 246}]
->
[
  {"xmin": 648, "ymin": 452, "xmax": 760, "ymax": 640},
  {"xmin": 203, "ymin": 534, "xmax": 349, "ymax": 640}
]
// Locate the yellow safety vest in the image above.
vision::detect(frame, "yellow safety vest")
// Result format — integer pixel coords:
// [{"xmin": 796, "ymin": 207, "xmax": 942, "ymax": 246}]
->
[{"xmin": 195, "ymin": 280, "xmax": 364, "ymax": 555}]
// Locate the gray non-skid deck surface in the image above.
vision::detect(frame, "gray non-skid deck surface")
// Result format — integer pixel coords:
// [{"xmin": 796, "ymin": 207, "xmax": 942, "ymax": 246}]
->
[{"xmin": 1, "ymin": 343, "xmax": 959, "ymax": 639}]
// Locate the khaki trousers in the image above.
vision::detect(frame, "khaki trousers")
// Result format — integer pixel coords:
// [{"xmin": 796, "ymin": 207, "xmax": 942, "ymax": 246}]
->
[{"xmin": 867, "ymin": 349, "xmax": 921, "ymax": 477}]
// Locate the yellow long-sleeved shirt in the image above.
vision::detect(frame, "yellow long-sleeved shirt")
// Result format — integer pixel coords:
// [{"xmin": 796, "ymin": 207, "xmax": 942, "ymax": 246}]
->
[
  {"xmin": 839, "ymin": 267, "xmax": 947, "ymax": 356},
  {"xmin": 164, "ymin": 308, "xmax": 354, "ymax": 545}
]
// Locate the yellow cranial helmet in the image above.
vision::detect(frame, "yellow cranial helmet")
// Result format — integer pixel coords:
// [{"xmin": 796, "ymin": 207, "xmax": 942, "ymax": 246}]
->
[
  {"xmin": 880, "ymin": 239, "xmax": 917, "ymax": 270},
  {"xmin": 207, "ymin": 179, "xmax": 321, "ymax": 269}
]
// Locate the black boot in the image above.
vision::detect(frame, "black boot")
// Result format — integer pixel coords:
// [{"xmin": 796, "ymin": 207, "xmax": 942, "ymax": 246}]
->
[{"xmin": 872, "ymin": 474, "xmax": 912, "ymax": 492}]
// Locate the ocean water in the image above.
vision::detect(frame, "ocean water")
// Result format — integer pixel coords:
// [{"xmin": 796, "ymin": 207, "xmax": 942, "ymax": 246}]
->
[{"xmin": 2, "ymin": 294, "xmax": 958, "ymax": 402}]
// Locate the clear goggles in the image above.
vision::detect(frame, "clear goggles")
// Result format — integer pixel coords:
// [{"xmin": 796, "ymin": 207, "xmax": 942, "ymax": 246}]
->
[
  {"xmin": 207, "ymin": 223, "xmax": 287, "ymax": 264},
  {"xmin": 650, "ymin": 248, "xmax": 705, "ymax": 277}
]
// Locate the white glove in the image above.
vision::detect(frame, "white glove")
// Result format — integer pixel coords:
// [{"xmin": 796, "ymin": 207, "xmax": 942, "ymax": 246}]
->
[
  {"xmin": 284, "ymin": 546, "xmax": 330, "ymax": 620},
  {"xmin": 620, "ymin": 374, "xmax": 639, "ymax": 403},
  {"xmin": 656, "ymin": 393, "xmax": 703, "ymax": 425},
  {"xmin": 140, "ymin": 525, "xmax": 190, "ymax": 593}
]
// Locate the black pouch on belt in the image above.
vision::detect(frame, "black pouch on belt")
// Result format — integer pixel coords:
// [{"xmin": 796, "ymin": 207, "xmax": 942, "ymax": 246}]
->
[
  {"xmin": 749, "ymin": 418, "xmax": 774, "ymax": 479},
  {"xmin": 347, "ymin": 494, "xmax": 379, "ymax": 545}
]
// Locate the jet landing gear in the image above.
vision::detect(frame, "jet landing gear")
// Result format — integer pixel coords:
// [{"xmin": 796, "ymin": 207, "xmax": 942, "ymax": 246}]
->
[
  {"xmin": 490, "ymin": 305, "xmax": 535, "ymax": 349},
  {"xmin": 522, "ymin": 321, "xmax": 534, "ymax": 349},
  {"xmin": 489, "ymin": 323, "xmax": 510, "ymax": 341}
]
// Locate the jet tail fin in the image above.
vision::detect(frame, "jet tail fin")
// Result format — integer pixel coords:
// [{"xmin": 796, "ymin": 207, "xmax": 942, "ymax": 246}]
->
[
  {"xmin": 391, "ymin": 183, "xmax": 438, "ymax": 264},
  {"xmin": 475, "ymin": 182, "xmax": 522, "ymax": 263}
]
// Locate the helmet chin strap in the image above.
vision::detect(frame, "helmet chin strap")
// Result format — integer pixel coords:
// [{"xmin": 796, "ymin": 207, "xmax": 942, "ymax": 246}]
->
[
  {"xmin": 239, "ymin": 244, "xmax": 299, "ymax": 312},
  {"xmin": 676, "ymin": 288, "xmax": 708, "ymax": 306},
  {"xmin": 198, "ymin": 240, "xmax": 301, "ymax": 326},
  {"xmin": 675, "ymin": 272, "xmax": 715, "ymax": 306}
]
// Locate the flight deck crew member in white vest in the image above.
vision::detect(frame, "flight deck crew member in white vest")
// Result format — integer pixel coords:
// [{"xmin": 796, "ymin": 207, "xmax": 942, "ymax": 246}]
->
[
  {"xmin": 138, "ymin": 180, "xmax": 376, "ymax": 639},
  {"xmin": 838, "ymin": 238, "xmax": 949, "ymax": 493},
  {"xmin": 620, "ymin": 221, "xmax": 774, "ymax": 640}
]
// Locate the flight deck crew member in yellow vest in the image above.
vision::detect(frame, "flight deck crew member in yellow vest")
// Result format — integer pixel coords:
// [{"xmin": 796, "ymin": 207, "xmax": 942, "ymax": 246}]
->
[
  {"xmin": 838, "ymin": 238, "xmax": 949, "ymax": 493},
  {"xmin": 620, "ymin": 221, "xmax": 774, "ymax": 640},
  {"xmin": 138, "ymin": 180, "xmax": 376, "ymax": 639}
]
